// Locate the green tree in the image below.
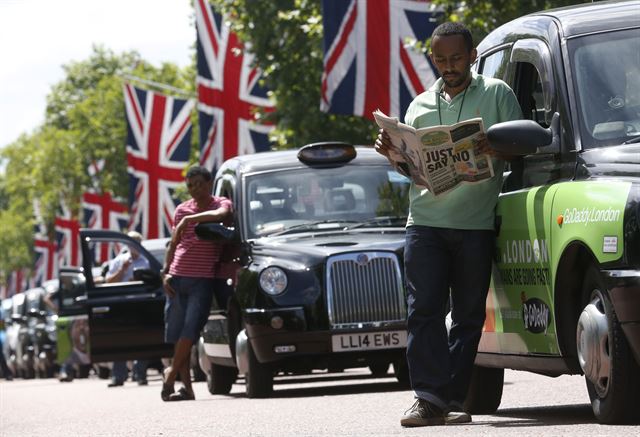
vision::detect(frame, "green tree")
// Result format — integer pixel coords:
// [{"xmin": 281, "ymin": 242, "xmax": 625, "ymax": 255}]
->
[
  {"xmin": 0, "ymin": 46, "xmax": 195, "ymax": 276},
  {"xmin": 433, "ymin": 0, "xmax": 592, "ymax": 44}
]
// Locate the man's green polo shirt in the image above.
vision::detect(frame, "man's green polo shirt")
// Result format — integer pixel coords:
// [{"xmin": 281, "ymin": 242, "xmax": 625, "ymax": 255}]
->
[{"xmin": 404, "ymin": 71, "xmax": 522, "ymax": 230}]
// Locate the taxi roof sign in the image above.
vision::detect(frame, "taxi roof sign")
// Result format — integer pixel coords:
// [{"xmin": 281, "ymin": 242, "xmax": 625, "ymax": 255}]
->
[{"xmin": 297, "ymin": 142, "xmax": 356, "ymax": 164}]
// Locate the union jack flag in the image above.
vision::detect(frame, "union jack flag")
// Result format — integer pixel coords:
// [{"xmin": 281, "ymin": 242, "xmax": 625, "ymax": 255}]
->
[
  {"xmin": 195, "ymin": 0, "xmax": 274, "ymax": 173},
  {"xmin": 88, "ymin": 158, "xmax": 106, "ymax": 189},
  {"xmin": 124, "ymin": 83, "xmax": 194, "ymax": 239},
  {"xmin": 55, "ymin": 201, "xmax": 81, "ymax": 267},
  {"xmin": 320, "ymin": 0, "xmax": 440, "ymax": 119},
  {"xmin": 82, "ymin": 190, "xmax": 129, "ymax": 263},
  {"xmin": 31, "ymin": 199, "xmax": 58, "ymax": 287},
  {"xmin": 33, "ymin": 236, "xmax": 57, "ymax": 287},
  {"xmin": 3, "ymin": 269, "xmax": 28, "ymax": 298}
]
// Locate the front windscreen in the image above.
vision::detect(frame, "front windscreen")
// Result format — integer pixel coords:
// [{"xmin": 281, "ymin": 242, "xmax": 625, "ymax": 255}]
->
[
  {"xmin": 243, "ymin": 165, "xmax": 410, "ymax": 238},
  {"xmin": 570, "ymin": 28, "xmax": 640, "ymax": 149}
]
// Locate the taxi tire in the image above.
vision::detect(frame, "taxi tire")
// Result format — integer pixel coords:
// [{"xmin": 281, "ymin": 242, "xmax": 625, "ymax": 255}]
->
[
  {"xmin": 207, "ymin": 363, "xmax": 238, "ymax": 395},
  {"xmin": 245, "ymin": 341, "xmax": 273, "ymax": 398},
  {"xmin": 581, "ymin": 266, "xmax": 640, "ymax": 424},
  {"xmin": 463, "ymin": 365, "xmax": 503, "ymax": 414},
  {"xmin": 191, "ymin": 346, "xmax": 206, "ymax": 382}
]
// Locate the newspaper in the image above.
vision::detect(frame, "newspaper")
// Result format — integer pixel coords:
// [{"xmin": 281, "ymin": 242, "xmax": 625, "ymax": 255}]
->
[{"xmin": 373, "ymin": 110, "xmax": 494, "ymax": 196}]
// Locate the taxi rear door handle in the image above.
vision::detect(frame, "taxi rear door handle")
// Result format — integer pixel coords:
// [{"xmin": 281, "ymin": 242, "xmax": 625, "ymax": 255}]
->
[{"xmin": 92, "ymin": 306, "xmax": 110, "ymax": 314}]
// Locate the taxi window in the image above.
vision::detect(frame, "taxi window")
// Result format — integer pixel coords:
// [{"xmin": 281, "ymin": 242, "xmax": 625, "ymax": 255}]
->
[
  {"xmin": 480, "ymin": 48, "xmax": 509, "ymax": 80},
  {"xmin": 244, "ymin": 166, "xmax": 409, "ymax": 238}
]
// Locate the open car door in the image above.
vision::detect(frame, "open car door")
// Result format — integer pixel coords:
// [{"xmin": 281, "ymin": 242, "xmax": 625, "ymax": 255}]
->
[{"xmin": 80, "ymin": 229, "xmax": 173, "ymax": 362}]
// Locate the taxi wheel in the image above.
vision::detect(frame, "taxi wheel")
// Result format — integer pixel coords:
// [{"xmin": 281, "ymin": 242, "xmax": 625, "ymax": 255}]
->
[
  {"xmin": 24, "ymin": 365, "xmax": 35, "ymax": 379},
  {"xmin": 578, "ymin": 266, "xmax": 640, "ymax": 424},
  {"xmin": 45, "ymin": 364, "xmax": 56, "ymax": 379},
  {"xmin": 245, "ymin": 341, "xmax": 273, "ymax": 398},
  {"xmin": 463, "ymin": 365, "xmax": 503, "ymax": 414},
  {"xmin": 191, "ymin": 346, "xmax": 206, "ymax": 382},
  {"xmin": 207, "ymin": 363, "xmax": 238, "ymax": 395}
]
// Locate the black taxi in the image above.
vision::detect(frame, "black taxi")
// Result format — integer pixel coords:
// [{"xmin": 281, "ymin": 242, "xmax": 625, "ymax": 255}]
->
[{"xmin": 196, "ymin": 143, "xmax": 411, "ymax": 397}]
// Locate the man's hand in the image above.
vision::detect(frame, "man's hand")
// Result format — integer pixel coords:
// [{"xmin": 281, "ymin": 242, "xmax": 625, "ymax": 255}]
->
[
  {"xmin": 474, "ymin": 133, "xmax": 515, "ymax": 161},
  {"xmin": 122, "ymin": 257, "xmax": 132, "ymax": 270},
  {"xmin": 374, "ymin": 129, "xmax": 392, "ymax": 158},
  {"xmin": 474, "ymin": 133, "xmax": 493, "ymax": 155},
  {"xmin": 162, "ymin": 273, "xmax": 175, "ymax": 297},
  {"xmin": 174, "ymin": 216, "xmax": 191, "ymax": 239}
]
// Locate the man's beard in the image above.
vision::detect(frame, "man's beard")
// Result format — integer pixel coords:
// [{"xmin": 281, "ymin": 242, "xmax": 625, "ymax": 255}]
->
[{"xmin": 442, "ymin": 69, "xmax": 470, "ymax": 89}]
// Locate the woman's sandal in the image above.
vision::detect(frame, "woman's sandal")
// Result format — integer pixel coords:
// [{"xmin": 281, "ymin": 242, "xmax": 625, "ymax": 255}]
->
[
  {"xmin": 161, "ymin": 368, "xmax": 175, "ymax": 402},
  {"xmin": 167, "ymin": 387, "xmax": 195, "ymax": 401}
]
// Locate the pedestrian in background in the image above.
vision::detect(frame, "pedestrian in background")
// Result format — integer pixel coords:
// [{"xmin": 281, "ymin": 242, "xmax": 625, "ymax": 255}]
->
[
  {"xmin": 105, "ymin": 230, "xmax": 150, "ymax": 387},
  {"xmin": 375, "ymin": 22, "xmax": 522, "ymax": 426},
  {"xmin": 161, "ymin": 165, "xmax": 232, "ymax": 401}
]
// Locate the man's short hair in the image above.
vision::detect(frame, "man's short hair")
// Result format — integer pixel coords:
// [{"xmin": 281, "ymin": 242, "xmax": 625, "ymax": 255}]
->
[
  {"xmin": 127, "ymin": 230, "xmax": 143, "ymax": 243},
  {"xmin": 432, "ymin": 22, "xmax": 474, "ymax": 53},
  {"xmin": 186, "ymin": 165, "xmax": 212, "ymax": 182}
]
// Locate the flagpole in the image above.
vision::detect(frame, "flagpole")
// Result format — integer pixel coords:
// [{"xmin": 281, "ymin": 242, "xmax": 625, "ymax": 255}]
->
[{"xmin": 120, "ymin": 74, "xmax": 196, "ymax": 99}]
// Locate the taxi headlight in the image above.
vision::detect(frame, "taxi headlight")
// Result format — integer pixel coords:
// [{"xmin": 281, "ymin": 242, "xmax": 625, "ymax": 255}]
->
[{"xmin": 259, "ymin": 267, "xmax": 288, "ymax": 296}]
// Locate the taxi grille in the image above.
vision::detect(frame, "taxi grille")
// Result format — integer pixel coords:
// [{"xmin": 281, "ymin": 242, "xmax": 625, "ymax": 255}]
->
[{"xmin": 326, "ymin": 252, "xmax": 406, "ymax": 329}]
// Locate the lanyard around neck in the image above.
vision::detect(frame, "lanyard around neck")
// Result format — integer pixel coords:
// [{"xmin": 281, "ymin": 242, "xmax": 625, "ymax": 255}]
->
[{"xmin": 437, "ymin": 86, "xmax": 468, "ymax": 126}]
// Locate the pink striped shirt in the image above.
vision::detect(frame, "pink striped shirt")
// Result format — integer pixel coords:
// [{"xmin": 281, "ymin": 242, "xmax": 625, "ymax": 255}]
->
[{"xmin": 168, "ymin": 196, "xmax": 232, "ymax": 278}]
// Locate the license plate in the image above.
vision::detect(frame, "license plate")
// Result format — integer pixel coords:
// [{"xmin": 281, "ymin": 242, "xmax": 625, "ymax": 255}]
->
[{"xmin": 331, "ymin": 330, "xmax": 407, "ymax": 352}]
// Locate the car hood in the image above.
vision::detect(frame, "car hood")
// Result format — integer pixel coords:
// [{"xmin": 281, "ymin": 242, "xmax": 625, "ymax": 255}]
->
[
  {"xmin": 579, "ymin": 144, "xmax": 640, "ymax": 180},
  {"xmin": 251, "ymin": 228, "xmax": 406, "ymax": 260}
]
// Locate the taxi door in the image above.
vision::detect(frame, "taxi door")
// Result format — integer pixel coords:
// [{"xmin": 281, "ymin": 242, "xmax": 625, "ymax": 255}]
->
[
  {"xmin": 477, "ymin": 39, "xmax": 574, "ymax": 356},
  {"xmin": 80, "ymin": 229, "xmax": 173, "ymax": 362}
]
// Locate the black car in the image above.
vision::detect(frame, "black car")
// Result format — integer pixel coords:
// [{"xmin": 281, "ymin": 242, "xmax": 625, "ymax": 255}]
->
[
  {"xmin": 196, "ymin": 142, "xmax": 411, "ymax": 397},
  {"xmin": 460, "ymin": 0, "xmax": 640, "ymax": 424}
]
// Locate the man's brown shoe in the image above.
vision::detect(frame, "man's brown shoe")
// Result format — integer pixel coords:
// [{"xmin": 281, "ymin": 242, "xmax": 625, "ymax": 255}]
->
[{"xmin": 400, "ymin": 398, "xmax": 445, "ymax": 427}]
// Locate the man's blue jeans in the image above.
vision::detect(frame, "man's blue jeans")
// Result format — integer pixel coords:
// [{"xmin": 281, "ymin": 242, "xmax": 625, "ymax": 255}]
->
[{"xmin": 404, "ymin": 225, "xmax": 495, "ymax": 410}]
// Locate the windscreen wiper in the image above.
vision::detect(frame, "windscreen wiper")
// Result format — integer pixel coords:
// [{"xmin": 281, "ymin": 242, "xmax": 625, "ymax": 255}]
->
[
  {"xmin": 344, "ymin": 216, "xmax": 408, "ymax": 230},
  {"xmin": 270, "ymin": 219, "xmax": 360, "ymax": 236}
]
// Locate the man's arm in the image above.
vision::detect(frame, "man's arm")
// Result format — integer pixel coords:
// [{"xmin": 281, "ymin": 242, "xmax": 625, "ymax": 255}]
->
[
  {"xmin": 173, "ymin": 206, "xmax": 231, "ymax": 241},
  {"xmin": 105, "ymin": 256, "xmax": 130, "ymax": 283}
]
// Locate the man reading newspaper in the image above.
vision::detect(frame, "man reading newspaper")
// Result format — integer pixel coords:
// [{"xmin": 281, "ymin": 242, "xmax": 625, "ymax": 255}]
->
[{"xmin": 374, "ymin": 22, "xmax": 522, "ymax": 427}]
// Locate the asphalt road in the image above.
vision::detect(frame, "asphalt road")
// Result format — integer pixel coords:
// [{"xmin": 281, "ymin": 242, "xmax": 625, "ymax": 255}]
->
[{"xmin": 1, "ymin": 367, "xmax": 637, "ymax": 437}]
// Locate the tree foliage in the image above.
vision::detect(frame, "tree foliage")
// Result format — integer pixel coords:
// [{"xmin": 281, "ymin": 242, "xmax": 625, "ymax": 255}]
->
[
  {"xmin": 433, "ymin": 0, "xmax": 591, "ymax": 44},
  {"xmin": 0, "ymin": 46, "xmax": 195, "ymax": 281}
]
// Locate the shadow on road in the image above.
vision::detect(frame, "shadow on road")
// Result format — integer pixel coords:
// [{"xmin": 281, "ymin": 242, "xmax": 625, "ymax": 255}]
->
[
  {"xmin": 223, "ymin": 371, "xmax": 408, "ymax": 398},
  {"xmin": 488, "ymin": 403, "xmax": 595, "ymax": 427},
  {"xmin": 273, "ymin": 371, "xmax": 391, "ymax": 385}
]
